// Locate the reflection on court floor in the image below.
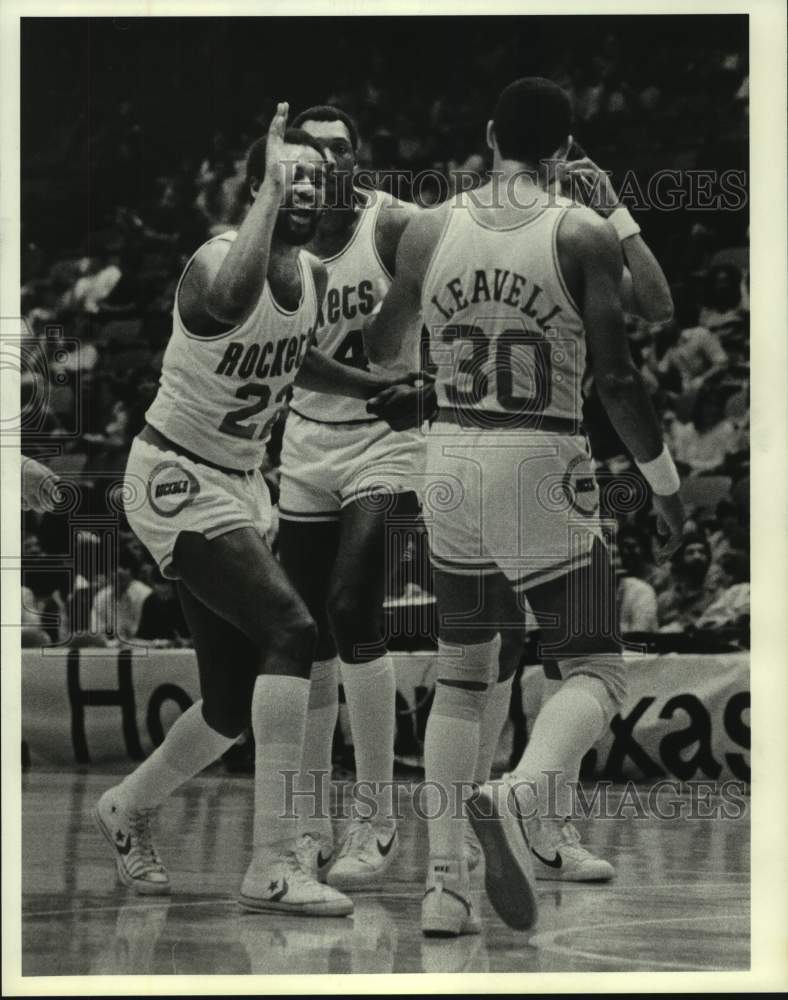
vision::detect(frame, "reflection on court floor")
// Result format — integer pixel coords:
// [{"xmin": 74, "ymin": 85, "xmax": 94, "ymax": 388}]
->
[{"xmin": 21, "ymin": 770, "xmax": 749, "ymax": 976}]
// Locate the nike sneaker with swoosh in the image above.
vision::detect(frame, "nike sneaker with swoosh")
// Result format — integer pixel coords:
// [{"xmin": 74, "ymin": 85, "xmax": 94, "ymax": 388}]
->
[
  {"xmin": 326, "ymin": 819, "xmax": 399, "ymax": 890},
  {"xmin": 531, "ymin": 819, "xmax": 615, "ymax": 882},
  {"xmin": 92, "ymin": 786, "xmax": 170, "ymax": 896},
  {"xmin": 292, "ymin": 831, "xmax": 335, "ymax": 883},
  {"xmin": 240, "ymin": 840, "xmax": 353, "ymax": 916},
  {"xmin": 466, "ymin": 781, "xmax": 538, "ymax": 931},
  {"xmin": 421, "ymin": 857, "xmax": 482, "ymax": 937}
]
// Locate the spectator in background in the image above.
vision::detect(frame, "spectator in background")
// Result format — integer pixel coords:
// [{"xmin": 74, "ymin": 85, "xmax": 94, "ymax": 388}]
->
[
  {"xmin": 657, "ymin": 532, "xmax": 721, "ymax": 631},
  {"xmin": 646, "ymin": 294, "xmax": 729, "ymax": 396},
  {"xmin": 668, "ymin": 384, "xmax": 742, "ymax": 476},
  {"xmin": 66, "ymin": 533, "xmax": 105, "ymax": 640},
  {"xmin": 21, "ymin": 455, "xmax": 61, "ymax": 513},
  {"xmin": 695, "ymin": 551, "xmax": 750, "ymax": 630},
  {"xmin": 614, "ymin": 534, "xmax": 659, "ymax": 632},
  {"xmin": 90, "ymin": 542, "xmax": 152, "ymax": 643},
  {"xmin": 64, "ymin": 243, "xmax": 123, "ymax": 314},
  {"xmin": 699, "ymin": 264, "xmax": 746, "ymax": 338},
  {"xmin": 617, "ymin": 522, "xmax": 661, "ymax": 586},
  {"xmin": 136, "ymin": 570, "xmax": 190, "ymax": 644},
  {"xmin": 707, "ymin": 498, "xmax": 749, "ymax": 562}
]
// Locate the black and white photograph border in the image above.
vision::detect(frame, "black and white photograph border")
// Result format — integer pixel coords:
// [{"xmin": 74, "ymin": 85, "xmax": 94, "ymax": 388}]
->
[{"xmin": 1, "ymin": 0, "xmax": 786, "ymax": 995}]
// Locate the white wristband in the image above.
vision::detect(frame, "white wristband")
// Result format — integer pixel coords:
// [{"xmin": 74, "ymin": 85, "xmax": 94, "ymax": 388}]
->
[
  {"xmin": 636, "ymin": 444, "xmax": 681, "ymax": 496},
  {"xmin": 608, "ymin": 206, "xmax": 641, "ymax": 242}
]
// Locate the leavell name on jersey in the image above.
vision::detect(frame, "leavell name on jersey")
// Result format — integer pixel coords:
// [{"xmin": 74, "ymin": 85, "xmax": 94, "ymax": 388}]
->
[
  {"xmin": 422, "ymin": 198, "xmax": 585, "ymax": 429},
  {"xmin": 428, "ymin": 267, "xmax": 564, "ymax": 329},
  {"xmin": 146, "ymin": 233, "xmax": 318, "ymax": 471}
]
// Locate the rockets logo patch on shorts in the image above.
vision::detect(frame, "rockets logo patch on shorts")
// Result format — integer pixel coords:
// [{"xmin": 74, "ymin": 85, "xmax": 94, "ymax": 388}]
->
[
  {"xmin": 124, "ymin": 435, "xmax": 272, "ymax": 579},
  {"xmin": 146, "ymin": 461, "xmax": 201, "ymax": 518}
]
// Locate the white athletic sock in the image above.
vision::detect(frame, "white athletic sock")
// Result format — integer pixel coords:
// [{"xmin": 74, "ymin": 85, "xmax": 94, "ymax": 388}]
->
[
  {"xmin": 119, "ymin": 701, "xmax": 235, "ymax": 810},
  {"xmin": 340, "ymin": 655, "xmax": 396, "ymax": 827},
  {"xmin": 424, "ymin": 638, "xmax": 496, "ymax": 861},
  {"xmin": 251, "ymin": 674, "xmax": 310, "ymax": 851},
  {"xmin": 474, "ymin": 674, "xmax": 514, "ymax": 784},
  {"xmin": 510, "ymin": 673, "xmax": 610, "ymax": 827},
  {"xmin": 297, "ymin": 657, "xmax": 339, "ymax": 843}
]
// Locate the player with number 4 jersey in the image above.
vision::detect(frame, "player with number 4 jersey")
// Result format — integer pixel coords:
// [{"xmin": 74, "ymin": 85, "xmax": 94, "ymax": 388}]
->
[{"xmin": 277, "ymin": 106, "xmax": 423, "ymax": 891}]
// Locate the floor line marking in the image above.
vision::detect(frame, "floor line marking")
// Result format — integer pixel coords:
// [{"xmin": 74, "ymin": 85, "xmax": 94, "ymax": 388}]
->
[{"xmin": 529, "ymin": 912, "xmax": 750, "ymax": 971}]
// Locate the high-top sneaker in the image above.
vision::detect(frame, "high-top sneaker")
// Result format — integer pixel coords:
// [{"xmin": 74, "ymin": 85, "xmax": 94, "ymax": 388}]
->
[
  {"xmin": 421, "ymin": 857, "xmax": 481, "ymax": 938},
  {"xmin": 93, "ymin": 786, "xmax": 170, "ymax": 896}
]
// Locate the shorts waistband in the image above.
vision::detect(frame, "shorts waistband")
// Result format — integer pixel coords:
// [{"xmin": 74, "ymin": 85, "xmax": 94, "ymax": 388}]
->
[
  {"xmin": 434, "ymin": 407, "xmax": 584, "ymax": 434},
  {"xmin": 289, "ymin": 407, "xmax": 381, "ymax": 427},
  {"xmin": 139, "ymin": 424, "xmax": 256, "ymax": 477}
]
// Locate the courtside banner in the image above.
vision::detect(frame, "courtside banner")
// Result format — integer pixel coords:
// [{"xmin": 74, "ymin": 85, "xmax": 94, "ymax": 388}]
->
[
  {"xmin": 521, "ymin": 652, "xmax": 751, "ymax": 783},
  {"xmin": 22, "ymin": 648, "xmax": 749, "ymax": 782}
]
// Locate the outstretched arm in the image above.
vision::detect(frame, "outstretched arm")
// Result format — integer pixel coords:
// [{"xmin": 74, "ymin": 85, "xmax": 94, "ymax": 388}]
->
[
  {"xmin": 204, "ymin": 102, "xmax": 290, "ymax": 326},
  {"xmin": 562, "ymin": 156, "xmax": 673, "ymax": 323}
]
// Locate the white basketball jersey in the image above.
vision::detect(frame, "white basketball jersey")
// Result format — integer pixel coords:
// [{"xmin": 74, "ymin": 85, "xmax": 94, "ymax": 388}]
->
[
  {"xmin": 289, "ymin": 190, "xmax": 391, "ymax": 423},
  {"xmin": 146, "ymin": 232, "xmax": 318, "ymax": 471},
  {"xmin": 421, "ymin": 192, "xmax": 585, "ymax": 430}
]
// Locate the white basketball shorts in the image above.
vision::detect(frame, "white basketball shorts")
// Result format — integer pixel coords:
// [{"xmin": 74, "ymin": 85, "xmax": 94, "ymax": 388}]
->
[
  {"xmin": 278, "ymin": 411, "xmax": 426, "ymax": 522},
  {"xmin": 422, "ymin": 422, "xmax": 604, "ymax": 594},
  {"xmin": 123, "ymin": 436, "xmax": 272, "ymax": 579}
]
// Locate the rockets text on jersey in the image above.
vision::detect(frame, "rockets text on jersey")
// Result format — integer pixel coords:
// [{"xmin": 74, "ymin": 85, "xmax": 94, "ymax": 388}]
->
[
  {"xmin": 145, "ymin": 232, "xmax": 318, "ymax": 470},
  {"xmin": 289, "ymin": 188, "xmax": 392, "ymax": 424}
]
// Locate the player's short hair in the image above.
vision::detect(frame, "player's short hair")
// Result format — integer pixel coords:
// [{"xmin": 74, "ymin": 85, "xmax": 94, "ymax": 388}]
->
[
  {"xmin": 492, "ymin": 77, "xmax": 573, "ymax": 165},
  {"xmin": 291, "ymin": 104, "xmax": 360, "ymax": 152},
  {"xmin": 244, "ymin": 127, "xmax": 326, "ymax": 193}
]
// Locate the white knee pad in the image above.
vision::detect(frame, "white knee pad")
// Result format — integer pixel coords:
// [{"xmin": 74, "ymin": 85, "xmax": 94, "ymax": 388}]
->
[{"xmin": 432, "ymin": 636, "xmax": 499, "ymax": 723}]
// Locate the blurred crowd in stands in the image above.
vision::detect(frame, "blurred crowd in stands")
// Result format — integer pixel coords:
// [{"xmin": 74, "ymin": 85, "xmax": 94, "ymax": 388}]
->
[{"xmin": 20, "ymin": 17, "xmax": 749, "ymax": 648}]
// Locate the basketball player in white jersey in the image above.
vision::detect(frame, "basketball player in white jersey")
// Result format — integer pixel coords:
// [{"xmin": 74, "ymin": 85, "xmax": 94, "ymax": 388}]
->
[
  {"xmin": 92, "ymin": 104, "xmax": 415, "ymax": 917},
  {"xmin": 274, "ymin": 105, "xmax": 422, "ymax": 888},
  {"xmin": 365, "ymin": 78, "xmax": 685, "ymax": 935}
]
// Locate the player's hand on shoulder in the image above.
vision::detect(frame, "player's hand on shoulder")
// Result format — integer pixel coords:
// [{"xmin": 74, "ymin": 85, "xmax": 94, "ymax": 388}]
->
[{"xmin": 652, "ymin": 491, "xmax": 686, "ymax": 564}]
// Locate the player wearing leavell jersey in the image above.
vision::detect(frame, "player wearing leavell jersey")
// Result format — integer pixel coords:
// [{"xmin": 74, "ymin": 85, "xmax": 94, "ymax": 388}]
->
[
  {"xmin": 275, "ymin": 106, "xmax": 423, "ymax": 890},
  {"xmin": 364, "ymin": 131, "xmax": 676, "ymax": 886},
  {"xmin": 92, "ymin": 105, "xmax": 410, "ymax": 918},
  {"xmin": 365, "ymin": 78, "xmax": 685, "ymax": 936}
]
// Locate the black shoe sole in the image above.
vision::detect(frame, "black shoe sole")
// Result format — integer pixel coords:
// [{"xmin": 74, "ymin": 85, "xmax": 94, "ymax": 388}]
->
[{"xmin": 467, "ymin": 785, "xmax": 538, "ymax": 931}]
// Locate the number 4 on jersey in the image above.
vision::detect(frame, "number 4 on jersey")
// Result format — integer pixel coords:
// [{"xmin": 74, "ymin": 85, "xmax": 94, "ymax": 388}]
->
[{"xmin": 333, "ymin": 328, "xmax": 369, "ymax": 370}]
